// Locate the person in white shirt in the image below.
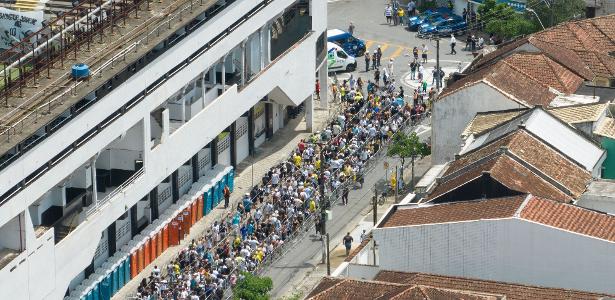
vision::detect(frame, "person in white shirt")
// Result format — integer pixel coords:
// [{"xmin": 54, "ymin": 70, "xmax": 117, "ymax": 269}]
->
[{"xmin": 450, "ymin": 34, "xmax": 457, "ymax": 54}]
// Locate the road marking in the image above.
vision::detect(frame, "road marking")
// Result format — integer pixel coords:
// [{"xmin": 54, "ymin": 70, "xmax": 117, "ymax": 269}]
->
[
  {"xmin": 365, "ymin": 40, "xmax": 375, "ymax": 52},
  {"xmin": 387, "ymin": 46, "xmax": 404, "ymax": 59},
  {"xmin": 379, "ymin": 43, "xmax": 390, "ymax": 53}
]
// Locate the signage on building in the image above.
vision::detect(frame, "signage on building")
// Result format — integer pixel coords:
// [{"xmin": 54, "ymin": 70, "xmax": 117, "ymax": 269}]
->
[{"xmin": 0, "ymin": 8, "xmax": 43, "ymax": 50}]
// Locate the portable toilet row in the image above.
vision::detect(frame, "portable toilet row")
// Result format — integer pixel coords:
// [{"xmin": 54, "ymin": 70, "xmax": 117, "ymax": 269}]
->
[{"xmin": 70, "ymin": 166, "xmax": 234, "ymax": 299}]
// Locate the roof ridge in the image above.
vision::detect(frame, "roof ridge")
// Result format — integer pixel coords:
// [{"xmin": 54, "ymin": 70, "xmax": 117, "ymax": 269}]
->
[
  {"xmin": 543, "ymin": 55, "xmax": 571, "ymax": 93},
  {"xmin": 590, "ymin": 18, "xmax": 615, "ymax": 46},
  {"xmin": 513, "ymin": 194, "xmax": 533, "ymax": 217}
]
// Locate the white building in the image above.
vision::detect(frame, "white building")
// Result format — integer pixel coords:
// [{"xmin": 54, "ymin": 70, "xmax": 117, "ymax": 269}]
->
[
  {"xmin": 0, "ymin": 0, "xmax": 327, "ymax": 298},
  {"xmin": 372, "ymin": 194, "xmax": 615, "ymax": 294}
]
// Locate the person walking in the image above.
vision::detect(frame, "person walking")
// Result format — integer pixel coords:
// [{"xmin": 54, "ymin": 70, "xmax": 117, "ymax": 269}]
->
[
  {"xmin": 412, "ymin": 46, "xmax": 419, "ymax": 61},
  {"xmin": 223, "ymin": 185, "xmax": 231, "ymax": 208},
  {"xmin": 392, "ymin": 0, "xmax": 399, "ymax": 25},
  {"xmin": 384, "ymin": 4, "xmax": 393, "ymax": 24},
  {"xmin": 364, "ymin": 52, "xmax": 370, "ymax": 72},
  {"xmin": 342, "ymin": 186, "xmax": 349, "ymax": 205},
  {"xmin": 450, "ymin": 34, "xmax": 457, "ymax": 55},
  {"xmin": 374, "ymin": 68, "xmax": 380, "ymax": 85},
  {"xmin": 376, "ymin": 46, "xmax": 382, "ymax": 68},
  {"xmin": 343, "ymin": 232, "xmax": 354, "ymax": 256},
  {"xmin": 409, "ymin": 60, "xmax": 417, "ymax": 80},
  {"xmin": 387, "ymin": 58, "xmax": 394, "ymax": 78},
  {"xmin": 348, "ymin": 21, "xmax": 355, "ymax": 35},
  {"xmin": 315, "ymin": 79, "xmax": 320, "ymax": 100},
  {"xmin": 421, "ymin": 44, "xmax": 428, "ymax": 64}
]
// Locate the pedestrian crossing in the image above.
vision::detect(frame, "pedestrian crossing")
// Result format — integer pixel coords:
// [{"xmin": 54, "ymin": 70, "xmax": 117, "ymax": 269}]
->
[{"xmin": 363, "ymin": 39, "xmax": 416, "ymax": 60}]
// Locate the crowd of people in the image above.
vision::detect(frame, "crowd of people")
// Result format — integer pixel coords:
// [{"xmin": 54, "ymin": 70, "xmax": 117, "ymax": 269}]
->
[{"xmin": 133, "ymin": 57, "xmax": 427, "ymax": 300}]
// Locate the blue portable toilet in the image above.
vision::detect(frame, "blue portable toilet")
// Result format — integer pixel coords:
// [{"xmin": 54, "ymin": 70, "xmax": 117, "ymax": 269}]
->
[
  {"xmin": 227, "ymin": 168, "xmax": 235, "ymax": 191},
  {"xmin": 217, "ymin": 180, "xmax": 224, "ymax": 202},
  {"xmin": 100, "ymin": 276, "xmax": 111, "ymax": 300},
  {"xmin": 92, "ymin": 284, "xmax": 100, "ymax": 300},
  {"xmin": 204, "ymin": 189, "xmax": 212, "ymax": 215},
  {"xmin": 123, "ymin": 257, "xmax": 130, "ymax": 287},
  {"xmin": 111, "ymin": 268, "xmax": 119, "ymax": 295},
  {"xmin": 212, "ymin": 184, "xmax": 219, "ymax": 206}
]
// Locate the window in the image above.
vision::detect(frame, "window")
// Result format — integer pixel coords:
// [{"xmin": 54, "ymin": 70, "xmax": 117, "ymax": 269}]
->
[{"xmin": 337, "ymin": 51, "xmax": 348, "ymax": 59}]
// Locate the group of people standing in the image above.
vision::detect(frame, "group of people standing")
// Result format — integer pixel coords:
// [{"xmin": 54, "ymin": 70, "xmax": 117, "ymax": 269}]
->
[{"xmin": 134, "ymin": 61, "xmax": 427, "ymax": 300}]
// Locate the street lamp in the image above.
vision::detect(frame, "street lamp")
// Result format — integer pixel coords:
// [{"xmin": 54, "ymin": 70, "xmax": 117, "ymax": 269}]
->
[{"xmin": 526, "ymin": 8, "xmax": 545, "ymax": 30}]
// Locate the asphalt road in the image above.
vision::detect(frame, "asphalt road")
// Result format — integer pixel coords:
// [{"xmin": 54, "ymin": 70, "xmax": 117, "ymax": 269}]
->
[{"xmin": 327, "ymin": 0, "xmax": 476, "ymax": 90}]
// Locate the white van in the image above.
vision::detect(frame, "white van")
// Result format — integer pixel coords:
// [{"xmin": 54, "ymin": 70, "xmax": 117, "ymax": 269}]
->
[{"xmin": 327, "ymin": 42, "xmax": 357, "ymax": 72}]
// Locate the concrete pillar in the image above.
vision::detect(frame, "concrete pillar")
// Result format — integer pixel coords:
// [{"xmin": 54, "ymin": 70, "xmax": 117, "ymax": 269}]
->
[
  {"xmin": 221, "ymin": 56, "xmax": 226, "ymax": 92},
  {"xmin": 305, "ymin": 96, "xmax": 314, "ymax": 132},
  {"xmin": 248, "ymin": 107, "xmax": 255, "ymax": 155},
  {"xmin": 259, "ymin": 27, "xmax": 265, "ymax": 70},
  {"xmin": 230, "ymin": 123, "xmax": 237, "ymax": 168},
  {"xmin": 149, "ymin": 187, "xmax": 159, "ymax": 220},
  {"xmin": 264, "ymin": 24, "xmax": 271, "ymax": 65},
  {"xmin": 191, "ymin": 154, "xmax": 199, "ymax": 183},
  {"xmin": 171, "ymin": 171, "xmax": 179, "ymax": 203},
  {"xmin": 210, "ymin": 67, "xmax": 216, "ymax": 85},
  {"xmin": 90, "ymin": 157, "xmax": 98, "ymax": 206},
  {"xmin": 319, "ymin": 64, "xmax": 328, "ymax": 108},
  {"xmin": 241, "ymin": 41, "xmax": 246, "ymax": 85}
]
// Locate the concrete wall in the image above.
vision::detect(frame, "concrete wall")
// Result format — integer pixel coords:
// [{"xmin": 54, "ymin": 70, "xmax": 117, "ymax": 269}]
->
[
  {"xmin": 374, "ymin": 218, "xmax": 615, "ymax": 294},
  {"xmin": 432, "ymin": 83, "xmax": 521, "ymax": 164}
]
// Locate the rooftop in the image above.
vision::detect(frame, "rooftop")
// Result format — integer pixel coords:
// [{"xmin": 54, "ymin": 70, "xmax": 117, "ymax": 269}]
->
[
  {"xmin": 373, "ymin": 270, "xmax": 615, "ymax": 300},
  {"xmin": 379, "ymin": 194, "xmax": 615, "ymax": 244},
  {"xmin": 471, "ymin": 14, "xmax": 615, "ymax": 80},
  {"xmin": 594, "ymin": 116, "xmax": 615, "ymax": 139},
  {"xmin": 427, "ymin": 153, "xmax": 574, "ymax": 203},
  {"xmin": 450, "ymin": 129, "xmax": 591, "ymax": 198},
  {"xmin": 306, "ymin": 277, "xmax": 503, "ymax": 300},
  {"xmin": 582, "ymin": 179, "xmax": 615, "ymax": 197},
  {"xmin": 463, "ymin": 102, "xmax": 608, "ymax": 137}
]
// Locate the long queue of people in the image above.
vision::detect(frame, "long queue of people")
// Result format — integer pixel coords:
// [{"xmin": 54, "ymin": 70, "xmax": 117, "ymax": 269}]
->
[{"xmin": 133, "ymin": 76, "xmax": 426, "ymax": 300}]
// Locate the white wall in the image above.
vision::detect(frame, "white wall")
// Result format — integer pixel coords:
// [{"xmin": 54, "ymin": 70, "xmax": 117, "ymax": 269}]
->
[
  {"xmin": 374, "ymin": 218, "xmax": 615, "ymax": 294},
  {"xmin": 346, "ymin": 264, "xmax": 380, "ymax": 281},
  {"xmin": 432, "ymin": 83, "xmax": 522, "ymax": 164},
  {"xmin": 236, "ymin": 117, "xmax": 249, "ymax": 163},
  {"xmin": 0, "ymin": 214, "xmax": 23, "ymax": 250}
]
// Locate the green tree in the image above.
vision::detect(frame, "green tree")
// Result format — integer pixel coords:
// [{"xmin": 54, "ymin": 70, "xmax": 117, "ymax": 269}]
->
[
  {"xmin": 232, "ymin": 272, "xmax": 273, "ymax": 300},
  {"xmin": 387, "ymin": 132, "xmax": 430, "ymax": 189},
  {"xmin": 526, "ymin": 0, "xmax": 585, "ymax": 28},
  {"xmin": 477, "ymin": 1, "xmax": 538, "ymax": 39}
]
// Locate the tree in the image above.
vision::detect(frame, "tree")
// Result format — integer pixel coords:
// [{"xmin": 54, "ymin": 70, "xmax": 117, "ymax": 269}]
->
[
  {"xmin": 387, "ymin": 132, "xmax": 430, "ymax": 189},
  {"xmin": 526, "ymin": 0, "xmax": 585, "ymax": 28},
  {"xmin": 477, "ymin": 1, "xmax": 538, "ymax": 39},
  {"xmin": 232, "ymin": 272, "xmax": 273, "ymax": 300}
]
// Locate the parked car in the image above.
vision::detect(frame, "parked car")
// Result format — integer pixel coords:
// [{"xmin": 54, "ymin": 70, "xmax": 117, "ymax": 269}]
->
[
  {"xmin": 417, "ymin": 17, "xmax": 467, "ymax": 38},
  {"xmin": 327, "ymin": 42, "xmax": 357, "ymax": 72},
  {"xmin": 327, "ymin": 29, "xmax": 366, "ymax": 57},
  {"xmin": 407, "ymin": 7, "xmax": 453, "ymax": 31}
]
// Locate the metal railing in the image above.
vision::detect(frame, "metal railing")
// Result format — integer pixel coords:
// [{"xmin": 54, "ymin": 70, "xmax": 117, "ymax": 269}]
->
[
  {"xmin": 0, "ymin": 0, "xmax": 222, "ymax": 142},
  {"xmin": 86, "ymin": 167, "xmax": 145, "ymax": 217}
]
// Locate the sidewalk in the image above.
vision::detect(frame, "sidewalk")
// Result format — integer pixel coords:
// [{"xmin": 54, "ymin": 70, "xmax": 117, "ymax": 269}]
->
[
  {"xmin": 264, "ymin": 141, "xmax": 433, "ymax": 298},
  {"xmin": 112, "ymin": 97, "xmax": 333, "ymax": 299}
]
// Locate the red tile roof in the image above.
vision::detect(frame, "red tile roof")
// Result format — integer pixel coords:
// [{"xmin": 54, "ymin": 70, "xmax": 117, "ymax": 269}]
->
[
  {"xmin": 447, "ymin": 129, "xmax": 591, "ymax": 198},
  {"xmin": 520, "ymin": 196, "xmax": 615, "ymax": 242},
  {"xmin": 428, "ymin": 154, "xmax": 574, "ymax": 203},
  {"xmin": 501, "ymin": 53, "xmax": 584, "ymax": 94},
  {"xmin": 374, "ymin": 271, "xmax": 614, "ymax": 300},
  {"xmin": 438, "ymin": 59, "xmax": 557, "ymax": 106},
  {"xmin": 379, "ymin": 196, "xmax": 525, "ymax": 228}
]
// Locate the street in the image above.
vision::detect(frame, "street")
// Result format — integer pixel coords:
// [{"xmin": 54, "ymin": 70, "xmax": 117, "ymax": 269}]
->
[
  {"xmin": 327, "ymin": 0, "xmax": 475, "ymax": 91},
  {"xmin": 262, "ymin": 0, "xmax": 477, "ymax": 297}
]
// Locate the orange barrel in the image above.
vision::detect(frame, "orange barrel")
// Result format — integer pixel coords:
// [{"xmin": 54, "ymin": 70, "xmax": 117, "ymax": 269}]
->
[
  {"xmin": 197, "ymin": 195, "xmax": 204, "ymax": 220},
  {"xmin": 162, "ymin": 224, "xmax": 169, "ymax": 251},
  {"xmin": 191, "ymin": 201, "xmax": 197, "ymax": 225},
  {"xmin": 149, "ymin": 234, "xmax": 157, "ymax": 260},
  {"xmin": 137, "ymin": 246, "xmax": 144, "ymax": 273},
  {"xmin": 144, "ymin": 237, "xmax": 151, "ymax": 266},
  {"xmin": 170, "ymin": 221, "xmax": 179, "ymax": 246},
  {"xmin": 130, "ymin": 252, "xmax": 138, "ymax": 279},
  {"xmin": 156, "ymin": 231, "xmax": 163, "ymax": 257}
]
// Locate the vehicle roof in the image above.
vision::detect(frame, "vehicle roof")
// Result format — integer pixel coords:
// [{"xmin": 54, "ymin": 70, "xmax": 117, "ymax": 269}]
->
[
  {"xmin": 327, "ymin": 29, "xmax": 349, "ymax": 38},
  {"xmin": 327, "ymin": 42, "xmax": 343, "ymax": 51}
]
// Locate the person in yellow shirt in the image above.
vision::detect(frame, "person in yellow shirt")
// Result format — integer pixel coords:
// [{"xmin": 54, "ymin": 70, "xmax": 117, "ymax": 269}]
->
[
  {"xmin": 309, "ymin": 199, "xmax": 316, "ymax": 213},
  {"xmin": 397, "ymin": 7, "xmax": 405, "ymax": 25},
  {"xmin": 293, "ymin": 153, "xmax": 302, "ymax": 167}
]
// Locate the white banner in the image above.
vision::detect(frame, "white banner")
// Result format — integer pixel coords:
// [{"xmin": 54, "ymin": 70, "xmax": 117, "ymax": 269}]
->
[{"xmin": 0, "ymin": 8, "xmax": 44, "ymax": 50}]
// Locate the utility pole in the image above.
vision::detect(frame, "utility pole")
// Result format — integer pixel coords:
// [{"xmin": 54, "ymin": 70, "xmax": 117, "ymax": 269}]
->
[
  {"xmin": 435, "ymin": 37, "xmax": 441, "ymax": 90},
  {"xmin": 319, "ymin": 143, "xmax": 330, "ymax": 270},
  {"xmin": 372, "ymin": 188, "xmax": 378, "ymax": 266}
]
